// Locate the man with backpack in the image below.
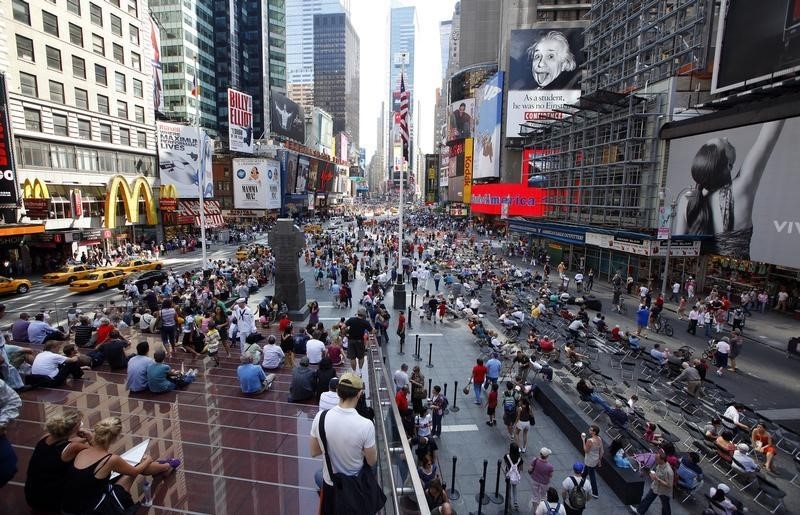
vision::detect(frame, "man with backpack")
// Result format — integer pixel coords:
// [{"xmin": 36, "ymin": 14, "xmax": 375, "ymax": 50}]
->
[
  {"xmin": 501, "ymin": 381, "xmax": 520, "ymax": 439},
  {"xmin": 561, "ymin": 462, "xmax": 591, "ymax": 514}
]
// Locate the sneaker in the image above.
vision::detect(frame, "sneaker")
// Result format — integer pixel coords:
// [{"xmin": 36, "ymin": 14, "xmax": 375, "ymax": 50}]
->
[
  {"xmin": 716, "ymin": 369, "xmax": 723, "ymax": 376},
  {"xmin": 592, "ymin": 494, "xmax": 599, "ymax": 499},
  {"xmin": 486, "ymin": 421, "xmax": 493, "ymax": 426},
  {"xmin": 520, "ymin": 447, "xmax": 526, "ymax": 453},
  {"xmin": 157, "ymin": 458, "xmax": 182, "ymax": 470}
]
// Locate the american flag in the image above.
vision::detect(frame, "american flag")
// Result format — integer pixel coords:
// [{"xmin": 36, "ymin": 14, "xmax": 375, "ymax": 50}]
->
[
  {"xmin": 191, "ymin": 73, "xmax": 199, "ymax": 98},
  {"xmin": 399, "ymin": 73, "xmax": 409, "ymax": 162}
]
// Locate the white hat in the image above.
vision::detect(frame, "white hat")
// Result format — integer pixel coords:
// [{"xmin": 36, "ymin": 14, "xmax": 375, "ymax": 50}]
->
[
  {"xmin": 237, "ymin": 298, "xmax": 246, "ymax": 303},
  {"xmin": 737, "ymin": 443, "xmax": 750, "ymax": 452},
  {"xmin": 716, "ymin": 483, "xmax": 731, "ymax": 494},
  {"xmin": 540, "ymin": 447, "xmax": 552, "ymax": 457}
]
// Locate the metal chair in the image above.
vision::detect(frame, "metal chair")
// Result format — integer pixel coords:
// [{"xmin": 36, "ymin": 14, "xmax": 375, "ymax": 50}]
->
[{"xmin": 753, "ymin": 475, "xmax": 787, "ymax": 514}]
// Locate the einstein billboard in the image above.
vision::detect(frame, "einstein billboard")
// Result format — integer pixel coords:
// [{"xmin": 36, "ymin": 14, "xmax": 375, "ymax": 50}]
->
[{"xmin": 506, "ymin": 27, "xmax": 584, "ymax": 138}]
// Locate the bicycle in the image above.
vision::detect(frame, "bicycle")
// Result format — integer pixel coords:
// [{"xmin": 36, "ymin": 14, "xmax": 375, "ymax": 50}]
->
[{"xmin": 652, "ymin": 314, "xmax": 674, "ymax": 337}]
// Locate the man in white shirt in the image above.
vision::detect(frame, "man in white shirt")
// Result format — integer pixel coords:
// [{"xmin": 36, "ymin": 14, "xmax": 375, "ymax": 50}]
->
[
  {"xmin": 415, "ymin": 407, "xmax": 432, "ymax": 438},
  {"xmin": 318, "ymin": 378, "xmax": 339, "ymax": 411},
  {"xmin": 671, "ymin": 282, "xmax": 681, "ymax": 303},
  {"xmin": 568, "ymin": 319, "xmax": 585, "ymax": 338},
  {"xmin": 261, "ymin": 335, "xmax": 285, "ymax": 370},
  {"xmin": 310, "ymin": 373, "xmax": 377, "ymax": 515},
  {"xmin": 28, "ymin": 341, "xmax": 83, "ymax": 388},
  {"xmin": 138, "ymin": 310, "xmax": 157, "ymax": 332},
  {"xmin": 393, "ymin": 363, "xmax": 409, "ymax": 393},
  {"xmin": 722, "ymin": 404, "xmax": 749, "ymax": 432},
  {"xmin": 714, "ymin": 338, "xmax": 731, "ymax": 376},
  {"xmin": 306, "ymin": 338, "xmax": 326, "ymax": 365},
  {"xmin": 232, "ymin": 298, "xmax": 255, "ymax": 347},
  {"xmin": 733, "ymin": 443, "xmax": 759, "ymax": 473},
  {"xmin": 639, "ymin": 285, "xmax": 649, "ymax": 300}
]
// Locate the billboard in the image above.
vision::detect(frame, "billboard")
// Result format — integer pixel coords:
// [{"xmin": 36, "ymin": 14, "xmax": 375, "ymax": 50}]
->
[
  {"xmin": 278, "ymin": 149, "xmax": 299, "ymax": 198},
  {"xmin": 316, "ymin": 160, "xmax": 336, "ymax": 192},
  {"xmin": 270, "ymin": 91, "xmax": 305, "ymax": 143},
  {"xmin": 506, "ymin": 28, "xmax": 584, "ymax": 138},
  {"xmin": 447, "ymin": 98, "xmax": 475, "ymax": 141},
  {"xmin": 424, "ymin": 154, "xmax": 439, "ymax": 204},
  {"xmin": 447, "ymin": 140, "xmax": 466, "ymax": 202},
  {"xmin": 232, "ymin": 158, "xmax": 280, "ymax": 210},
  {"xmin": 0, "ymin": 75, "xmax": 19, "ymax": 208},
  {"xmin": 296, "ymin": 155, "xmax": 310, "ymax": 193},
  {"xmin": 665, "ymin": 117, "xmax": 800, "ymax": 266},
  {"xmin": 149, "ymin": 16, "xmax": 164, "ymax": 116},
  {"xmin": 157, "ymin": 122, "xmax": 213, "ymax": 199},
  {"xmin": 473, "ymin": 72, "xmax": 504, "ymax": 179},
  {"xmin": 228, "ymin": 89, "xmax": 254, "ymax": 153},
  {"xmin": 712, "ymin": 0, "xmax": 800, "ymax": 94},
  {"xmin": 471, "ymin": 183, "xmax": 546, "ymax": 218},
  {"xmin": 463, "ymin": 138, "xmax": 474, "ymax": 203}
]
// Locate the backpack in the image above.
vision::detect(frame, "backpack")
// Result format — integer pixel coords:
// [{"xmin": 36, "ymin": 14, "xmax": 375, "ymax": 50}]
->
[
  {"xmin": 505, "ymin": 455, "xmax": 521, "ymax": 485},
  {"xmin": 441, "ymin": 395, "xmax": 449, "ymax": 411},
  {"xmin": 568, "ymin": 476, "xmax": 587, "ymax": 509},
  {"xmin": 503, "ymin": 393, "xmax": 516, "ymax": 413},
  {"xmin": 544, "ymin": 501, "xmax": 561, "ymax": 515}
]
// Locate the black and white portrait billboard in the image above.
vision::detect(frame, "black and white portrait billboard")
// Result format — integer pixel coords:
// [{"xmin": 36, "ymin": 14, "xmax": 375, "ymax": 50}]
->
[
  {"xmin": 270, "ymin": 91, "xmax": 306, "ymax": 143},
  {"xmin": 666, "ymin": 117, "xmax": 800, "ymax": 267},
  {"xmin": 506, "ymin": 27, "xmax": 584, "ymax": 138},
  {"xmin": 712, "ymin": 0, "xmax": 800, "ymax": 94}
]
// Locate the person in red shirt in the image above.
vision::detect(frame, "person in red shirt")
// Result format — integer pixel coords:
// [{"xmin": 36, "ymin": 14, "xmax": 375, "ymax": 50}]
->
[
  {"xmin": 487, "ymin": 383, "xmax": 499, "ymax": 426},
  {"xmin": 94, "ymin": 318, "xmax": 113, "ymax": 346},
  {"xmin": 396, "ymin": 384, "xmax": 413, "ymax": 437},
  {"xmin": 471, "ymin": 358, "xmax": 488, "ymax": 405},
  {"xmin": 278, "ymin": 314, "xmax": 291, "ymax": 334}
]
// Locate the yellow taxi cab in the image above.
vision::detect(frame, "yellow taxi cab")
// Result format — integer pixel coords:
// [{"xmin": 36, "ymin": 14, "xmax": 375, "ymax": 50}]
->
[
  {"xmin": 41, "ymin": 265, "xmax": 97, "ymax": 284},
  {"xmin": 0, "ymin": 276, "xmax": 32, "ymax": 295},
  {"xmin": 68, "ymin": 270, "xmax": 128, "ymax": 293},
  {"xmin": 236, "ymin": 247, "xmax": 249, "ymax": 261},
  {"xmin": 303, "ymin": 224, "xmax": 322, "ymax": 234},
  {"xmin": 106, "ymin": 259, "xmax": 164, "ymax": 273}
]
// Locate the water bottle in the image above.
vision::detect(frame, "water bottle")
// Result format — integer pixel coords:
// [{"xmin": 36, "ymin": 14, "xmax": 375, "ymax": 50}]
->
[{"xmin": 141, "ymin": 480, "xmax": 153, "ymax": 507}]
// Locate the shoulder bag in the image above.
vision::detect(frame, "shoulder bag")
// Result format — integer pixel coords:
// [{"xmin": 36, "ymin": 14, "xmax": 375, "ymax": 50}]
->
[{"xmin": 318, "ymin": 410, "xmax": 387, "ymax": 514}]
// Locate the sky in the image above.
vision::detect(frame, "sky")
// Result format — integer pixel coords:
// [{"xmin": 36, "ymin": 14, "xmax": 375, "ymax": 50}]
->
[{"xmin": 349, "ymin": 0, "xmax": 458, "ymax": 160}]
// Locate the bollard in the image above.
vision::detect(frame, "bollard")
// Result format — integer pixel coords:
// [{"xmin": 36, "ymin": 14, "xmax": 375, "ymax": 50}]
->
[
  {"xmin": 487, "ymin": 459, "xmax": 504, "ymax": 504},
  {"xmin": 428, "ymin": 378, "xmax": 432, "ymax": 398},
  {"xmin": 414, "ymin": 337, "xmax": 422, "ymax": 362},
  {"xmin": 450, "ymin": 381, "xmax": 460, "ymax": 412},
  {"xmin": 448, "ymin": 456, "xmax": 461, "ymax": 500},
  {"xmin": 475, "ymin": 459, "xmax": 489, "ymax": 505},
  {"xmin": 443, "ymin": 383, "xmax": 450, "ymax": 414},
  {"xmin": 498, "ymin": 477, "xmax": 511, "ymax": 515},
  {"xmin": 426, "ymin": 342, "xmax": 434, "ymax": 368}
]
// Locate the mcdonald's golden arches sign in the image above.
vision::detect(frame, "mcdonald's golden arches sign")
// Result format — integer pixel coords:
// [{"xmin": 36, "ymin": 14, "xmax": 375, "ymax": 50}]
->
[{"xmin": 104, "ymin": 175, "xmax": 157, "ymax": 229}]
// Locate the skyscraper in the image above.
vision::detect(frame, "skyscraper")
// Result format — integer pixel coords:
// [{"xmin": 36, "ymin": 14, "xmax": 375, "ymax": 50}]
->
[
  {"xmin": 388, "ymin": 5, "xmax": 417, "ymax": 185},
  {"xmin": 214, "ymin": 0, "xmax": 286, "ymax": 142},
  {"xmin": 150, "ymin": 0, "xmax": 217, "ymax": 133},
  {"xmin": 313, "ymin": 12, "xmax": 360, "ymax": 147},
  {"xmin": 286, "ymin": 0, "xmax": 348, "ymax": 111},
  {"xmin": 439, "ymin": 20, "xmax": 452, "ymax": 82}
]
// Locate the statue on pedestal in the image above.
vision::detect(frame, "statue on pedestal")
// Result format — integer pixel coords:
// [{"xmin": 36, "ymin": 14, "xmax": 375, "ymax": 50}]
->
[{"xmin": 270, "ymin": 218, "xmax": 309, "ymax": 321}]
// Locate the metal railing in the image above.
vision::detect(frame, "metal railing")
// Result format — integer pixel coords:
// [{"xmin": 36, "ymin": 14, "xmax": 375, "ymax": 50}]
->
[{"xmin": 367, "ymin": 342, "xmax": 431, "ymax": 515}]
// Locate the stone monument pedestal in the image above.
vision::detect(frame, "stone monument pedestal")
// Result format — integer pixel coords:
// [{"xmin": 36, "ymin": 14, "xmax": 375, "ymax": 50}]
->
[
  {"xmin": 270, "ymin": 218, "xmax": 309, "ymax": 323},
  {"xmin": 393, "ymin": 281, "xmax": 407, "ymax": 311}
]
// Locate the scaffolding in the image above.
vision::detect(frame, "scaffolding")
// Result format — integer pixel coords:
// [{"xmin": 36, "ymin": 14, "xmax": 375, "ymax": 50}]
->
[
  {"xmin": 583, "ymin": 0, "xmax": 713, "ymax": 94},
  {"xmin": 525, "ymin": 90, "xmax": 664, "ymax": 230}
]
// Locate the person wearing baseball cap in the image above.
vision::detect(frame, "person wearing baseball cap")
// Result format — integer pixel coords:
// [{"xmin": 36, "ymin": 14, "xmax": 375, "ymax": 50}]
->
[
  {"xmin": 561, "ymin": 461, "xmax": 590, "ymax": 514},
  {"xmin": 529, "ymin": 447, "xmax": 554, "ymax": 506},
  {"xmin": 310, "ymin": 371, "xmax": 377, "ymax": 515},
  {"xmin": 344, "ymin": 306, "xmax": 373, "ymax": 375}
]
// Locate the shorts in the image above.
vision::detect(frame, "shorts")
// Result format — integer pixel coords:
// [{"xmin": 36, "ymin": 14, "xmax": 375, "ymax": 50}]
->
[
  {"xmin": 516, "ymin": 420, "xmax": 531, "ymax": 431},
  {"xmin": 715, "ymin": 351, "xmax": 729, "ymax": 368},
  {"xmin": 487, "ymin": 406, "xmax": 496, "ymax": 416},
  {"xmin": 347, "ymin": 341, "xmax": 365, "ymax": 360},
  {"xmin": 503, "ymin": 412, "xmax": 516, "ymax": 427}
]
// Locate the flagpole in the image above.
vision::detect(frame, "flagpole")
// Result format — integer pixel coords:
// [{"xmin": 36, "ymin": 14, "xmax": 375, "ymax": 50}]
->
[
  {"xmin": 194, "ymin": 56, "xmax": 208, "ymax": 270},
  {"xmin": 393, "ymin": 54, "xmax": 408, "ymax": 312}
]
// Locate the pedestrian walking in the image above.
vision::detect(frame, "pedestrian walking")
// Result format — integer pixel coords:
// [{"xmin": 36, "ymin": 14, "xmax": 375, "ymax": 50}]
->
[
  {"xmin": 396, "ymin": 311, "xmax": 406, "ymax": 348},
  {"xmin": 714, "ymin": 338, "xmax": 731, "ymax": 376},
  {"xmin": 586, "ymin": 269, "xmax": 594, "ymax": 292},
  {"xmin": 687, "ymin": 306, "xmax": 699, "ymax": 335},
  {"xmin": 729, "ymin": 329, "xmax": 743, "ymax": 372},
  {"xmin": 582, "ymin": 425, "xmax": 603, "ymax": 499},
  {"xmin": 562, "ymin": 462, "xmax": 591, "ymax": 515},
  {"xmin": 470, "ymin": 358, "xmax": 488, "ymax": 405},
  {"xmin": 504, "ymin": 443, "xmax": 524, "ymax": 511},
  {"xmin": 633, "ymin": 452, "xmax": 673, "ymax": 515},
  {"xmin": 670, "ymin": 281, "xmax": 681, "ymax": 303},
  {"xmin": 430, "ymin": 385, "xmax": 446, "ymax": 438},
  {"xmin": 528, "ymin": 447, "xmax": 554, "ymax": 507}
]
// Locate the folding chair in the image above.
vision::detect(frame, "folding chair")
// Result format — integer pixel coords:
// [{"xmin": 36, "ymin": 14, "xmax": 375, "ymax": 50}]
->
[
  {"xmin": 753, "ymin": 475, "xmax": 787, "ymax": 514},
  {"xmin": 675, "ymin": 478, "xmax": 703, "ymax": 503},
  {"xmin": 790, "ymin": 454, "xmax": 800, "ymax": 487},
  {"xmin": 729, "ymin": 457, "xmax": 759, "ymax": 492}
]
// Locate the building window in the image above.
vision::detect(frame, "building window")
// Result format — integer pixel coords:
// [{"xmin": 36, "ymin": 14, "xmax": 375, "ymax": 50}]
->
[
  {"xmin": 115, "ymin": 72, "xmax": 126, "ymax": 93},
  {"xmin": 51, "ymin": 145, "xmax": 76, "ymax": 170},
  {"xmin": 78, "ymin": 119, "xmax": 91, "ymax": 139},
  {"xmin": 136, "ymin": 131, "xmax": 146, "ymax": 147},
  {"xmin": 129, "ymin": 24, "xmax": 140, "ymax": 45},
  {"xmin": 117, "ymin": 100, "xmax": 128, "ymax": 119},
  {"xmin": 19, "ymin": 72, "xmax": 37, "ymax": 97},
  {"xmin": 97, "ymin": 94, "xmax": 109, "ymax": 114},
  {"xmin": 134, "ymin": 105, "xmax": 144, "ymax": 123},
  {"xmin": 92, "ymin": 34, "xmax": 104, "ymax": 56},
  {"xmin": 75, "ymin": 88, "xmax": 89, "ymax": 109},
  {"xmin": 119, "ymin": 128, "xmax": 130, "ymax": 146},
  {"xmin": 49, "ymin": 81, "xmax": 65, "ymax": 104},
  {"xmin": 20, "ymin": 141, "xmax": 50, "ymax": 167},
  {"xmin": 42, "ymin": 10, "xmax": 59, "ymax": 36},
  {"xmin": 95, "ymin": 64, "xmax": 107, "ymax": 86},
  {"xmin": 109, "ymin": 0, "xmax": 119, "ymax": 6},
  {"xmin": 110, "ymin": 14, "xmax": 121, "ymax": 36},
  {"xmin": 131, "ymin": 52, "xmax": 141, "ymax": 71},
  {"xmin": 66, "ymin": 0, "xmax": 80, "ymax": 15},
  {"xmin": 76, "ymin": 147, "xmax": 98, "ymax": 171},
  {"xmin": 12, "ymin": 0, "xmax": 30, "ymax": 24},
  {"xmin": 16, "ymin": 35, "xmax": 34, "ymax": 61},
  {"xmin": 45, "ymin": 46, "xmax": 62, "ymax": 71},
  {"xmin": 90, "ymin": 3, "xmax": 102, "ymax": 26},
  {"xmin": 98, "ymin": 150, "xmax": 115, "ymax": 171},
  {"xmin": 113, "ymin": 43, "xmax": 124, "ymax": 65},
  {"xmin": 69, "ymin": 23, "xmax": 83, "ymax": 46},
  {"xmin": 24, "ymin": 109, "xmax": 41, "ymax": 131},
  {"xmin": 72, "ymin": 56, "xmax": 86, "ymax": 79},
  {"xmin": 53, "ymin": 114, "xmax": 69, "ymax": 136},
  {"xmin": 127, "ymin": 0, "xmax": 137, "ymax": 17},
  {"xmin": 132, "ymin": 78, "xmax": 143, "ymax": 98},
  {"xmin": 99, "ymin": 123, "xmax": 112, "ymax": 143}
]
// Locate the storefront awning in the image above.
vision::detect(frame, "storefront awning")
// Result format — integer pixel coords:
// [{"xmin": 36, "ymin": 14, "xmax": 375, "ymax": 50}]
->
[
  {"xmin": 0, "ymin": 224, "xmax": 45, "ymax": 237},
  {"xmin": 177, "ymin": 200, "xmax": 225, "ymax": 228}
]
